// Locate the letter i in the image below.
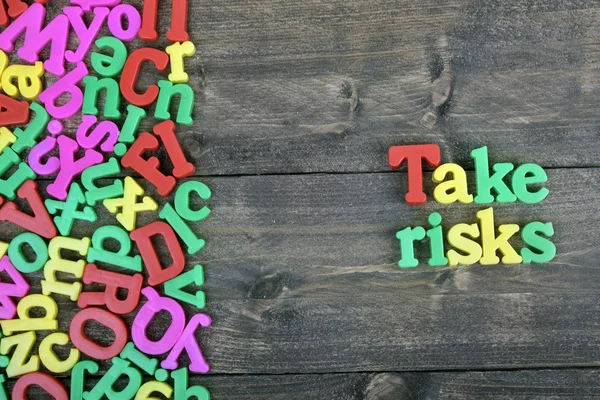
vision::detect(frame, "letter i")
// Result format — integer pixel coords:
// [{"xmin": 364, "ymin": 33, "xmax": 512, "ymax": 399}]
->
[{"xmin": 426, "ymin": 212, "xmax": 448, "ymax": 267}]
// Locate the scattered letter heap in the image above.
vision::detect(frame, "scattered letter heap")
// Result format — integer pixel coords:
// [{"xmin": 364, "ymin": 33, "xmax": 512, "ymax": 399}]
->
[{"xmin": 0, "ymin": 0, "xmax": 213, "ymax": 398}]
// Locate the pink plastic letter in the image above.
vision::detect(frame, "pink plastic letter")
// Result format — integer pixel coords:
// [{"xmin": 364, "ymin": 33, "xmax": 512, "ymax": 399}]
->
[
  {"xmin": 0, "ymin": 4, "xmax": 69, "ymax": 76},
  {"xmin": 0, "ymin": 295, "xmax": 15, "ymax": 319},
  {"xmin": 76, "ymin": 115, "xmax": 119, "ymax": 152},
  {"xmin": 39, "ymin": 62, "xmax": 88, "ymax": 119},
  {"xmin": 28, "ymin": 137, "xmax": 60, "ymax": 175},
  {"xmin": 107, "ymin": 4, "xmax": 141, "ymax": 42},
  {"xmin": 70, "ymin": 0, "xmax": 121, "ymax": 13},
  {"xmin": 161, "ymin": 314, "xmax": 211, "ymax": 373},
  {"xmin": 46, "ymin": 136, "xmax": 103, "ymax": 200},
  {"xmin": 64, "ymin": 6, "xmax": 110, "ymax": 63},
  {"xmin": 132, "ymin": 287, "xmax": 185, "ymax": 355},
  {"xmin": 0, "ymin": 256, "xmax": 29, "ymax": 297}
]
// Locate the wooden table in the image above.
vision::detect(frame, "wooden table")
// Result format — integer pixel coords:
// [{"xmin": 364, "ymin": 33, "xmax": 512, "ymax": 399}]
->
[{"xmin": 4, "ymin": 0, "xmax": 600, "ymax": 398}]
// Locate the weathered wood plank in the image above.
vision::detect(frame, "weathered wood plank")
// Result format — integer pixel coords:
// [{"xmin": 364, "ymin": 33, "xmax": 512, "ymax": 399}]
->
[
  {"xmin": 7, "ymin": 167, "xmax": 598, "ymax": 300},
  {"xmin": 206, "ymin": 292, "xmax": 600, "ymax": 373},
  {"xmin": 6, "ymin": 369, "xmax": 600, "ymax": 399},
  {"xmin": 5, "ymin": 0, "xmax": 600, "ymax": 397},
  {"xmin": 17, "ymin": 0, "xmax": 600, "ymax": 177},
  {"xmin": 403, "ymin": 369, "xmax": 600, "ymax": 400},
  {"xmin": 2, "ymin": 168, "xmax": 600, "ymax": 373},
  {"xmin": 181, "ymin": 0, "xmax": 600, "ymax": 173},
  {"xmin": 5, "ymin": 373, "xmax": 368, "ymax": 400}
]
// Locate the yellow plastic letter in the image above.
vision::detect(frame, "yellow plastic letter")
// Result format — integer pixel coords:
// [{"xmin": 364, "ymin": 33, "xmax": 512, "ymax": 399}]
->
[
  {"xmin": 104, "ymin": 177, "xmax": 158, "ymax": 231},
  {"xmin": 0, "ymin": 331, "xmax": 40, "ymax": 377},
  {"xmin": 0, "ymin": 240, "xmax": 7, "ymax": 259},
  {"xmin": 135, "ymin": 381, "xmax": 174, "ymax": 400},
  {"xmin": 41, "ymin": 237, "xmax": 90, "ymax": 300},
  {"xmin": 165, "ymin": 41, "xmax": 196, "ymax": 83},
  {"xmin": 39, "ymin": 332, "xmax": 80, "ymax": 373},
  {"xmin": 1, "ymin": 62, "xmax": 44, "ymax": 100},
  {"xmin": 477, "ymin": 207, "xmax": 522, "ymax": 265},
  {"xmin": 0, "ymin": 127, "xmax": 16, "ymax": 155},
  {"xmin": 0, "ymin": 50, "xmax": 8, "ymax": 91},
  {"xmin": 433, "ymin": 163, "xmax": 473, "ymax": 204},
  {"xmin": 0, "ymin": 294, "xmax": 58, "ymax": 335},
  {"xmin": 447, "ymin": 223, "xmax": 482, "ymax": 266},
  {"xmin": 48, "ymin": 236, "xmax": 90, "ymax": 260}
]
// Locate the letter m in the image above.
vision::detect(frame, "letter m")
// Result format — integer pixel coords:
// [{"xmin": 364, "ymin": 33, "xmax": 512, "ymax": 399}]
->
[{"xmin": 0, "ymin": 3, "xmax": 68, "ymax": 76}]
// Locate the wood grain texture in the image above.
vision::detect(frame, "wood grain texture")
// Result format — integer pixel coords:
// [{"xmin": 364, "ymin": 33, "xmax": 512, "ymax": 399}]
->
[
  {"xmin": 187, "ymin": 0, "xmax": 600, "ymax": 174},
  {"xmin": 27, "ymin": 0, "xmax": 600, "ymax": 177},
  {"xmin": 3, "ymin": 0, "xmax": 600, "ymax": 397},
  {"xmin": 7, "ymin": 369, "xmax": 600, "ymax": 399},
  {"xmin": 170, "ymin": 0, "xmax": 600, "ymax": 174},
  {"xmin": 2, "ymin": 168, "xmax": 599, "ymax": 374}
]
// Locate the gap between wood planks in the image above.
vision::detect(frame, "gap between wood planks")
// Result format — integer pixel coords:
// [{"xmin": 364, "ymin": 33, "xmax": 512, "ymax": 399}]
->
[
  {"xmin": 28, "ymin": 163, "xmax": 600, "ymax": 182},
  {"xmin": 6, "ymin": 364, "xmax": 600, "ymax": 381}
]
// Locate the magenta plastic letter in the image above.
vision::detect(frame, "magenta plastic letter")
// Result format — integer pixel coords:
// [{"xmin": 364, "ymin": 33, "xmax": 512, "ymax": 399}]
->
[
  {"xmin": 46, "ymin": 136, "xmax": 103, "ymax": 200},
  {"xmin": 39, "ymin": 62, "xmax": 88, "ymax": 119},
  {"xmin": 107, "ymin": 4, "xmax": 141, "ymax": 42},
  {"xmin": 0, "ymin": 256, "xmax": 29, "ymax": 297},
  {"xmin": 76, "ymin": 115, "xmax": 119, "ymax": 152},
  {"xmin": 0, "ymin": 4, "xmax": 69, "ymax": 76},
  {"xmin": 161, "ymin": 314, "xmax": 211, "ymax": 373},
  {"xmin": 132, "ymin": 287, "xmax": 185, "ymax": 355},
  {"xmin": 70, "ymin": 0, "xmax": 121, "ymax": 13},
  {"xmin": 28, "ymin": 137, "xmax": 60, "ymax": 175},
  {"xmin": 0, "ymin": 296, "xmax": 16, "ymax": 320},
  {"xmin": 64, "ymin": 6, "xmax": 110, "ymax": 63}
]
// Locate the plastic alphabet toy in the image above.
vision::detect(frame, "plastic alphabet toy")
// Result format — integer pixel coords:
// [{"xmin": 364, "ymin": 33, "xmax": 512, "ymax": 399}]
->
[
  {"xmin": 0, "ymin": 1, "xmax": 213, "ymax": 398},
  {"xmin": 103, "ymin": 176, "xmax": 158, "ymax": 231},
  {"xmin": 389, "ymin": 144, "xmax": 556, "ymax": 268}
]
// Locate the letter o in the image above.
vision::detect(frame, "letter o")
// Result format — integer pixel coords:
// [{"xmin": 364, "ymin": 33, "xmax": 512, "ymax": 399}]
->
[
  {"xmin": 12, "ymin": 372, "xmax": 68, "ymax": 400},
  {"xmin": 107, "ymin": 4, "xmax": 141, "ymax": 42},
  {"xmin": 70, "ymin": 307, "xmax": 127, "ymax": 360},
  {"xmin": 8, "ymin": 232, "xmax": 48, "ymax": 273}
]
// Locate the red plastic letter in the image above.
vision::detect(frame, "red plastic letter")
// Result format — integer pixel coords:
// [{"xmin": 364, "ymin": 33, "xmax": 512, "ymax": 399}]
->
[
  {"xmin": 388, "ymin": 144, "xmax": 440, "ymax": 205},
  {"xmin": 0, "ymin": 2, "xmax": 8, "ymax": 26},
  {"xmin": 0, "ymin": 93, "xmax": 28, "ymax": 126},
  {"xmin": 0, "ymin": 0, "xmax": 28, "ymax": 27},
  {"xmin": 0, "ymin": 180, "xmax": 57, "ymax": 238},
  {"xmin": 12, "ymin": 372, "xmax": 68, "ymax": 400},
  {"xmin": 120, "ymin": 132, "xmax": 176, "ymax": 196},
  {"xmin": 130, "ymin": 221, "xmax": 184, "ymax": 286},
  {"xmin": 119, "ymin": 48, "xmax": 168, "ymax": 107},
  {"xmin": 138, "ymin": 0, "xmax": 188, "ymax": 42},
  {"xmin": 70, "ymin": 307, "xmax": 127, "ymax": 360},
  {"xmin": 153, "ymin": 120, "xmax": 194, "ymax": 178},
  {"xmin": 78, "ymin": 264, "xmax": 143, "ymax": 314},
  {"xmin": 121, "ymin": 122, "xmax": 194, "ymax": 196}
]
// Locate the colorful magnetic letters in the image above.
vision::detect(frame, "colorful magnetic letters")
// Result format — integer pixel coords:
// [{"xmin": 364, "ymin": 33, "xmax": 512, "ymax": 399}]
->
[{"xmin": 0, "ymin": 0, "xmax": 212, "ymax": 398}]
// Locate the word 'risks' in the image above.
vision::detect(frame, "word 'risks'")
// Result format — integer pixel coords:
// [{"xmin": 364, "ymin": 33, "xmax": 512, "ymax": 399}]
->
[{"xmin": 388, "ymin": 144, "xmax": 556, "ymax": 268}]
